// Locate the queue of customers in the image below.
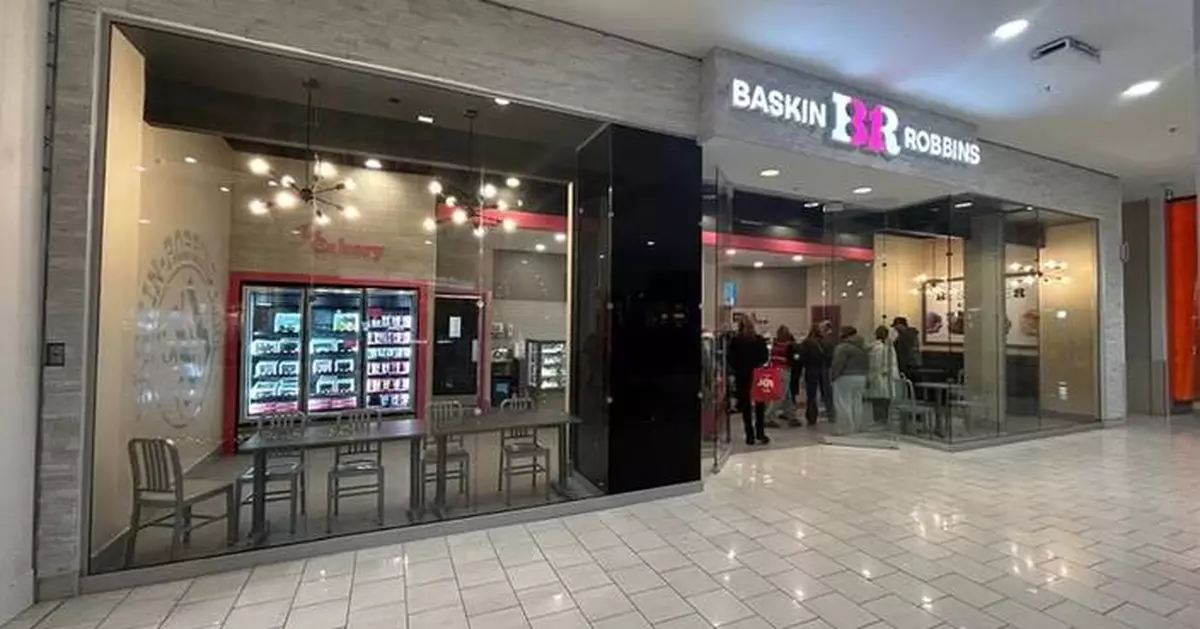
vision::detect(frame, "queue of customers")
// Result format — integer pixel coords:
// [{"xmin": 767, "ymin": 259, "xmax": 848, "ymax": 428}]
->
[{"xmin": 727, "ymin": 317, "xmax": 922, "ymax": 444}]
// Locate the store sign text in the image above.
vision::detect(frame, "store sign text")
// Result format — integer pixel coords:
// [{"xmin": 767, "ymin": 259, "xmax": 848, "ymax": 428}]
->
[
  {"xmin": 295, "ymin": 224, "xmax": 384, "ymax": 261},
  {"xmin": 730, "ymin": 78, "xmax": 981, "ymax": 166}
]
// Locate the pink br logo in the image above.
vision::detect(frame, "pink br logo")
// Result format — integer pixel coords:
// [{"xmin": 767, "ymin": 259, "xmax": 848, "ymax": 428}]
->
[{"xmin": 829, "ymin": 92, "xmax": 901, "ymax": 158}]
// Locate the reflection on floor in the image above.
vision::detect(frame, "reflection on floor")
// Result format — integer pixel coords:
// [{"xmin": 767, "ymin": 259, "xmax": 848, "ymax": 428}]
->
[
  {"xmin": 25, "ymin": 416, "xmax": 1200, "ymax": 629},
  {"xmin": 96, "ymin": 430, "xmax": 591, "ymax": 574}
]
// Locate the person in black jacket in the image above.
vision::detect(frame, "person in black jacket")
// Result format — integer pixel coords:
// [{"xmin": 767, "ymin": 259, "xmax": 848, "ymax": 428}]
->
[
  {"xmin": 796, "ymin": 324, "xmax": 836, "ymax": 425},
  {"xmin": 727, "ymin": 317, "xmax": 771, "ymax": 446}
]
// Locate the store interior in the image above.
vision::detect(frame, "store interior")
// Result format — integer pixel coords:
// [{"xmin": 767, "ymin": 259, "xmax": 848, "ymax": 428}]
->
[
  {"xmin": 701, "ymin": 139, "xmax": 1102, "ymax": 453},
  {"xmin": 91, "ymin": 24, "xmax": 586, "ymax": 572}
]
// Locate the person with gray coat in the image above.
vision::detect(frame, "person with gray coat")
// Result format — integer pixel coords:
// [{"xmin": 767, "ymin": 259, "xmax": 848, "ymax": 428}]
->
[{"xmin": 830, "ymin": 326, "xmax": 869, "ymax": 435}]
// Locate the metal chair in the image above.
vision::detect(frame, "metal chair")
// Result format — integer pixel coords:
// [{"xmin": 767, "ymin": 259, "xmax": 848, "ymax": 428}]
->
[
  {"xmin": 125, "ymin": 438, "xmax": 237, "ymax": 567},
  {"xmin": 326, "ymin": 409, "xmax": 385, "ymax": 533},
  {"xmin": 424, "ymin": 400, "xmax": 471, "ymax": 506},
  {"xmin": 891, "ymin": 377, "xmax": 937, "ymax": 435},
  {"xmin": 237, "ymin": 413, "xmax": 307, "ymax": 534},
  {"xmin": 498, "ymin": 396, "xmax": 550, "ymax": 505}
]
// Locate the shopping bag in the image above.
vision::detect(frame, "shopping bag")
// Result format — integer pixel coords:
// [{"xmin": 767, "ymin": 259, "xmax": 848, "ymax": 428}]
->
[{"xmin": 750, "ymin": 365, "xmax": 783, "ymax": 403}]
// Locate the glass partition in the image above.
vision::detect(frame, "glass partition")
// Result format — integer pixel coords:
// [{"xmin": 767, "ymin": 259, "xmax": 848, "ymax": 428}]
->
[{"xmin": 88, "ymin": 23, "xmax": 606, "ymax": 573}]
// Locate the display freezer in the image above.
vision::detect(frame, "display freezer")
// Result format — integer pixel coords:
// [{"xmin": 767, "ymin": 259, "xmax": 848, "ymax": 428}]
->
[
  {"xmin": 526, "ymin": 339, "xmax": 566, "ymax": 392},
  {"xmin": 239, "ymin": 284, "xmax": 419, "ymax": 424}
]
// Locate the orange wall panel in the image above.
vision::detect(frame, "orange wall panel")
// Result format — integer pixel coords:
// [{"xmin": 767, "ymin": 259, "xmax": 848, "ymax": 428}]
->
[{"xmin": 1166, "ymin": 197, "xmax": 1197, "ymax": 403}]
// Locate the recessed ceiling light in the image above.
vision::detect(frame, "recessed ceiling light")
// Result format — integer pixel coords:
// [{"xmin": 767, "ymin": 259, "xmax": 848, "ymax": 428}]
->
[
  {"xmin": 535, "ymin": 243, "xmax": 546, "ymax": 252},
  {"xmin": 954, "ymin": 201, "xmax": 974, "ymax": 209},
  {"xmin": 753, "ymin": 261, "xmax": 765, "ymax": 269},
  {"xmin": 364, "ymin": 158, "xmax": 382, "ymax": 169},
  {"xmin": 138, "ymin": 219, "xmax": 151, "ymax": 225},
  {"xmin": 417, "ymin": 114, "xmax": 435, "ymax": 124},
  {"xmin": 424, "ymin": 239, "xmax": 433, "ymax": 246},
  {"xmin": 183, "ymin": 156, "xmax": 197, "ymax": 164},
  {"xmin": 804, "ymin": 201, "xmax": 821, "ymax": 208},
  {"xmin": 248, "ymin": 199, "xmax": 268, "ymax": 215},
  {"xmin": 1122, "ymin": 80, "xmax": 1161, "ymax": 98},
  {"xmin": 343, "ymin": 205, "xmax": 360, "ymax": 219},
  {"xmin": 502, "ymin": 218, "xmax": 517, "ymax": 232},
  {"xmin": 554, "ymin": 232, "xmax": 567, "ymax": 243},
  {"xmin": 506, "ymin": 177, "xmax": 520, "ymax": 188},
  {"xmin": 480, "ymin": 183, "xmax": 498, "ymax": 199},
  {"xmin": 428, "ymin": 180, "xmax": 443, "ymax": 195},
  {"xmin": 494, "ymin": 97, "xmax": 511, "ymax": 106},
  {"xmin": 992, "ymin": 19, "xmax": 1029, "ymax": 40},
  {"xmin": 725, "ymin": 248, "xmax": 737, "ymax": 256},
  {"xmin": 646, "ymin": 240, "xmax": 656, "ymax": 246},
  {"xmin": 496, "ymin": 199, "xmax": 509, "ymax": 211},
  {"xmin": 759, "ymin": 168, "xmax": 781, "ymax": 178},
  {"xmin": 852, "ymin": 186, "xmax": 873, "ymax": 195},
  {"xmin": 451, "ymin": 208, "xmax": 468, "ymax": 224},
  {"xmin": 219, "ymin": 186, "xmax": 230, "ymax": 193},
  {"xmin": 792, "ymin": 255, "xmax": 804, "ymax": 262}
]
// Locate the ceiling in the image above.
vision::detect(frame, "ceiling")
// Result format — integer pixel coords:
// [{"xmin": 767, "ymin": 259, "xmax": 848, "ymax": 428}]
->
[
  {"xmin": 704, "ymin": 137, "xmax": 957, "ymax": 208},
  {"xmin": 499, "ymin": 0, "xmax": 1196, "ymax": 198}
]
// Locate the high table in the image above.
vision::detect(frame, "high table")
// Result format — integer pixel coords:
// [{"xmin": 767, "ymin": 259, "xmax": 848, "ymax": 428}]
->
[
  {"xmin": 913, "ymin": 381, "xmax": 963, "ymax": 439},
  {"xmin": 430, "ymin": 410, "xmax": 578, "ymax": 515},
  {"xmin": 239, "ymin": 419, "xmax": 425, "ymax": 543}
]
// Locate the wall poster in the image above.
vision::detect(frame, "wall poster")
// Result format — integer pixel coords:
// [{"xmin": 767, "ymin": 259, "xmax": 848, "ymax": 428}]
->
[{"xmin": 921, "ymin": 276, "xmax": 1039, "ymax": 347}]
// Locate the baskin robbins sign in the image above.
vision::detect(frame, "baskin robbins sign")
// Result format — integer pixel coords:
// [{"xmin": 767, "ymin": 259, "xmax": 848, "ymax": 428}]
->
[
  {"xmin": 730, "ymin": 78, "xmax": 981, "ymax": 166},
  {"xmin": 702, "ymin": 49, "xmax": 985, "ymax": 181}
]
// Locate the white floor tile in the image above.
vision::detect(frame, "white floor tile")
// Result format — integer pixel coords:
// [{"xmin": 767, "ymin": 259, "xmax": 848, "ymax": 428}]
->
[
  {"xmin": 283, "ymin": 599, "xmax": 347, "ymax": 629},
  {"xmin": 686, "ymin": 589, "xmax": 754, "ymax": 627},
  {"xmin": 629, "ymin": 587, "xmax": 692, "ymax": 624},
  {"xmin": 573, "ymin": 584, "xmax": 635, "ymax": 622},
  {"xmin": 221, "ymin": 599, "xmax": 290, "ymax": 629},
  {"xmin": 345, "ymin": 602, "xmax": 406, "ymax": 629},
  {"xmin": 516, "ymin": 583, "xmax": 575, "ymax": 619},
  {"xmin": 461, "ymin": 582, "xmax": 518, "ymax": 618},
  {"xmin": 744, "ymin": 591, "xmax": 817, "ymax": 628},
  {"xmin": 467, "ymin": 606, "xmax": 529, "ymax": 629}
]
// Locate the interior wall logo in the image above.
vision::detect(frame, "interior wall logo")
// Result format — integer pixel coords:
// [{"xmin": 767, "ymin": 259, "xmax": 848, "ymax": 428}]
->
[
  {"xmin": 729, "ymin": 78, "xmax": 981, "ymax": 166},
  {"xmin": 136, "ymin": 229, "xmax": 222, "ymax": 429}
]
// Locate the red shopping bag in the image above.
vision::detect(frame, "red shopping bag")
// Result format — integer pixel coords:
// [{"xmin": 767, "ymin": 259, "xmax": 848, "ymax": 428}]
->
[{"xmin": 750, "ymin": 365, "xmax": 783, "ymax": 403}]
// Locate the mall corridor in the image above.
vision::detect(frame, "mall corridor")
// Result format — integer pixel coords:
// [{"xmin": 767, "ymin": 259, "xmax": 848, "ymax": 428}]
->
[{"xmin": 12, "ymin": 421, "xmax": 1200, "ymax": 629}]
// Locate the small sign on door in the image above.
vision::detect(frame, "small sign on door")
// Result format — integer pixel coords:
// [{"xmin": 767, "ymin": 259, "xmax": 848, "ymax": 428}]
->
[{"xmin": 449, "ymin": 316, "xmax": 462, "ymax": 339}]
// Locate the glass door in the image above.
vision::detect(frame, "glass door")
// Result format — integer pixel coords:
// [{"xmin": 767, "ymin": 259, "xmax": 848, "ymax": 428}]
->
[
  {"xmin": 242, "ymin": 285, "xmax": 304, "ymax": 420},
  {"xmin": 307, "ymin": 287, "xmax": 363, "ymax": 413},
  {"xmin": 364, "ymin": 288, "xmax": 417, "ymax": 412},
  {"xmin": 707, "ymin": 167, "xmax": 734, "ymax": 472}
]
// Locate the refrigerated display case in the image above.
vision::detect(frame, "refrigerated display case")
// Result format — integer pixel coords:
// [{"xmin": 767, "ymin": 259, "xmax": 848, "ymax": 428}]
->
[
  {"xmin": 243, "ymin": 286, "xmax": 304, "ymax": 416},
  {"xmin": 526, "ymin": 340, "xmax": 566, "ymax": 391},
  {"xmin": 237, "ymin": 283, "xmax": 421, "ymax": 425},
  {"xmin": 365, "ymin": 288, "xmax": 416, "ymax": 411},
  {"xmin": 307, "ymin": 288, "xmax": 363, "ymax": 412}
]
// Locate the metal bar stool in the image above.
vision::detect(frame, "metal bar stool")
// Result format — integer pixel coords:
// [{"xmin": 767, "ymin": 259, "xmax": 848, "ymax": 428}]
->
[
  {"xmin": 326, "ymin": 409, "xmax": 385, "ymax": 533},
  {"xmin": 126, "ymin": 438, "xmax": 238, "ymax": 567},
  {"xmin": 424, "ymin": 400, "xmax": 471, "ymax": 506},
  {"xmin": 237, "ymin": 412, "xmax": 307, "ymax": 534},
  {"xmin": 498, "ymin": 396, "xmax": 550, "ymax": 505}
]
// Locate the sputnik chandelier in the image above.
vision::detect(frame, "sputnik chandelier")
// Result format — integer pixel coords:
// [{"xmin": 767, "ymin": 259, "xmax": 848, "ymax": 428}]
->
[
  {"xmin": 244, "ymin": 79, "xmax": 359, "ymax": 225},
  {"xmin": 420, "ymin": 109, "xmax": 522, "ymax": 238}
]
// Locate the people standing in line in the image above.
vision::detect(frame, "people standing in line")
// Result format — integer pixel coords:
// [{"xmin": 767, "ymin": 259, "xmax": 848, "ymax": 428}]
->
[
  {"xmin": 866, "ymin": 325, "xmax": 900, "ymax": 425},
  {"xmin": 830, "ymin": 326, "xmax": 869, "ymax": 436},
  {"xmin": 892, "ymin": 317, "xmax": 921, "ymax": 382},
  {"xmin": 767, "ymin": 325, "xmax": 797, "ymax": 427},
  {"xmin": 727, "ymin": 317, "xmax": 771, "ymax": 446},
  {"xmin": 796, "ymin": 324, "xmax": 835, "ymax": 426}
]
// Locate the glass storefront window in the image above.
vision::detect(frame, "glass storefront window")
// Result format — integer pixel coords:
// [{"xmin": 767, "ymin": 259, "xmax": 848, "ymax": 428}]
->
[{"xmin": 89, "ymin": 24, "xmax": 607, "ymax": 572}]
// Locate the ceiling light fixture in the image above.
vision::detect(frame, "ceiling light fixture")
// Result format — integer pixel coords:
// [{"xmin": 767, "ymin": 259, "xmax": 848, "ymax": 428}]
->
[
  {"xmin": 248, "ymin": 157, "xmax": 270, "ymax": 175},
  {"xmin": 804, "ymin": 201, "xmax": 821, "ymax": 208},
  {"xmin": 343, "ymin": 205, "xmax": 360, "ymax": 220},
  {"xmin": 753, "ymin": 261, "xmax": 765, "ymax": 269},
  {"xmin": 852, "ymin": 186, "xmax": 873, "ymax": 195},
  {"xmin": 792, "ymin": 255, "xmax": 804, "ymax": 262},
  {"xmin": 446, "ymin": 195, "xmax": 458, "ymax": 207},
  {"xmin": 502, "ymin": 218, "xmax": 517, "ymax": 232},
  {"xmin": 759, "ymin": 168, "xmax": 781, "ymax": 178},
  {"xmin": 273, "ymin": 190, "xmax": 299, "ymax": 209},
  {"xmin": 417, "ymin": 114, "xmax": 435, "ymax": 124},
  {"xmin": 496, "ymin": 199, "xmax": 509, "ymax": 211},
  {"xmin": 428, "ymin": 180, "xmax": 444, "ymax": 195},
  {"xmin": 314, "ymin": 161, "xmax": 337, "ymax": 178},
  {"xmin": 535, "ymin": 243, "xmax": 546, "ymax": 253},
  {"xmin": 954, "ymin": 201, "xmax": 974, "ymax": 209},
  {"xmin": 364, "ymin": 158, "xmax": 382, "ymax": 170},
  {"xmin": 992, "ymin": 19, "xmax": 1029, "ymax": 40},
  {"xmin": 248, "ymin": 199, "xmax": 269, "ymax": 215},
  {"xmin": 554, "ymin": 233, "xmax": 567, "ymax": 243},
  {"xmin": 480, "ymin": 183, "xmax": 498, "ymax": 199},
  {"xmin": 494, "ymin": 97, "xmax": 511, "ymax": 106},
  {"xmin": 506, "ymin": 177, "xmax": 520, "ymax": 188},
  {"xmin": 1122, "ymin": 80, "xmax": 1161, "ymax": 98},
  {"xmin": 451, "ymin": 208, "xmax": 468, "ymax": 225},
  {"xmin": 183, "ymin": 156, "xmax": 197, "ymax": 164},
  {"xmin": 219, "ymin": 186, "xmax": 230, "ymax": 193},
  {"xmin": 725, "ymin": 248, "xmax": 737, "ymax": 256},
  {"xmin": 422, "ymin": 217, "xmax": 436, "ymax": 232},
  {"xmin": 341, "ymin": 178, "xmax": 357, "ymax": 191}
]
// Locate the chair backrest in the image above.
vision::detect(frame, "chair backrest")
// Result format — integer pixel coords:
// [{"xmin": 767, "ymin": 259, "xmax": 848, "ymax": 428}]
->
[
  {"xmin": 895, "ymin": 377, "xmax": 917, "ymax": 403},
  {"xmin": 259, "ymin": 412, "xmax": 308, "ymax": 456},
  {"xmin": 128, "ymin": 438, "xmax": 183, "ymax": 499},
  {"xmin": 335, "ymin": 409, "xmax": 383, "ymax": 458},
  {"xmin": 500, "ymin": 396, "xmax": 535, "ymax": 412},
  {"xmin": 426, "ymin": 400, "xmax": 465, "ymax": 449}
]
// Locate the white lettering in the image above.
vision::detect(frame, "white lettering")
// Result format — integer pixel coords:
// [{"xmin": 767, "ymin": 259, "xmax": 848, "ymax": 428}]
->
[
  {"xmin": 903, "ymin": 126, "xmax": 917, "ymax": 151},
  {"xmin": 809, "ymin": 101, "xmax": 827, "ymax": 129},
  {"xmin": 829, "ymin": 92, "xmax": 853, "ymax": 146},
  {"xmin": 767, "ymin": 90, "xmax": 785, "ymax": 118},
  {"xmin": 784, "ymin": 94, "xmax": 803, "ymax": 122},
  {"xmin": 750, "ymin": 85, "xmax": 770, "ymax": 114},
  {"xmin": 731, "ymin": 78, "xmax": 751, "ymax": 109},
  {"xmin": 968, "ymin": 143, "xmax": 981, "ymax": 165},
  {"xmin": 916, "ymin": 130, "xmax": 931, "ymax": 153}
]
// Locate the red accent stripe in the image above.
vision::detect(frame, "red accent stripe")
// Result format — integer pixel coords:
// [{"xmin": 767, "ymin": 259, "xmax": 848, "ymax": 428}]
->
[
  {"xmin": 435, "ymin": 205, "xmax": 568, "ymax": 232},
  {"xmin": 701, "ymin": 231, "xmax": 874, "ymax": 261}
]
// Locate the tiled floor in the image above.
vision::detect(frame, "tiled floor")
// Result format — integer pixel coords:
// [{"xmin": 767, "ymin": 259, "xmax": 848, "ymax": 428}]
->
[{"xmin": 14, "ymin": 418, "xmax": 1200, "ymax": 629}]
